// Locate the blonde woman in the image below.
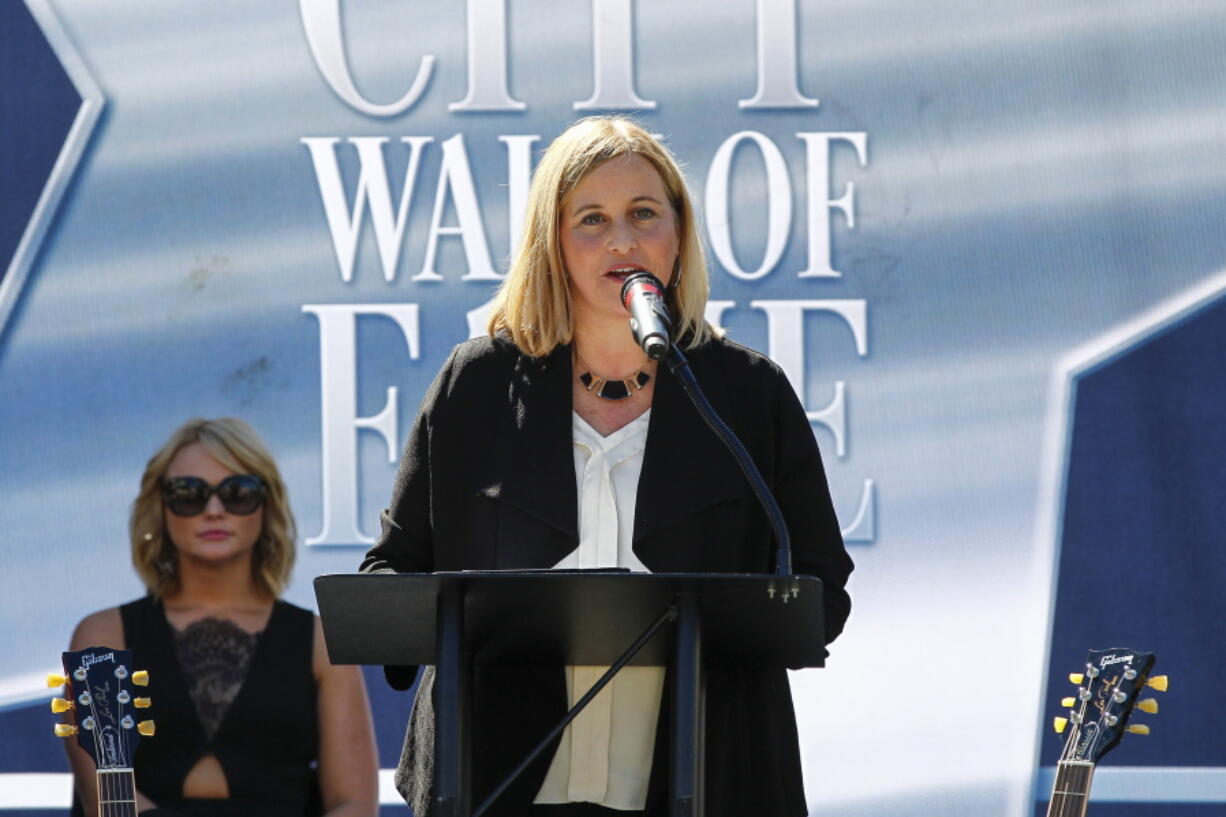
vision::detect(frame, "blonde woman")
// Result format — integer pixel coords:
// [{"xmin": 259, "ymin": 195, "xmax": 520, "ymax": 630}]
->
[
  {"xmin": 68, "ymin": 418, "xmax": 378, "ymax": 817},
  {"xmin": 363, "ymin": 117, "xmax": 854, "ymax": 817}
]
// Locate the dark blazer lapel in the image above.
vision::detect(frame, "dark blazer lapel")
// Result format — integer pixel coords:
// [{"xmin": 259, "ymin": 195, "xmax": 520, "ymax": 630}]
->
[
  {"xmin": 634, "ymin": 344, "xmax": 744, "ymax": 546},
  {"xmin": 475, "ymin": 344, "xmax": 578, "ymax": 541}
]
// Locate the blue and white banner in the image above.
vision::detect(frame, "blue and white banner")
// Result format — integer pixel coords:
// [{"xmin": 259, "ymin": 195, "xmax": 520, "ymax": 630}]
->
[{"xmin": 2, "ymin": 1, "xmax": 1223, "ymax": 815}]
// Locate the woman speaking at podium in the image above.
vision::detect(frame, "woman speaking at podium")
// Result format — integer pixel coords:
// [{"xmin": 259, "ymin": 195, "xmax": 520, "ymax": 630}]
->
[{"xmin": 362, "ymin": 117, "xmax": 853, "ymax": 817}]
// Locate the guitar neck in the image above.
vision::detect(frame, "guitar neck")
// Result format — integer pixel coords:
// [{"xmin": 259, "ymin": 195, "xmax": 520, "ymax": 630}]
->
[
  {"xmin": 1045, "ymin": 760, "xmax": 1095, "ymax": 817},
  {"xmin": 95, "ymin": 768, "xmax": 137, "ymax": 817}
]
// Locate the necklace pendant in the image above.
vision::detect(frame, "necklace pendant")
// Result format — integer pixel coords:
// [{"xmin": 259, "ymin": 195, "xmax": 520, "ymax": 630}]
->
[
  {"xmin": 578, "ymin": 370, "xmax": 650, "ymax": 400},
  {"xmin": 599, "ymin": 379, "xmax": 632, "ymax": 400}
]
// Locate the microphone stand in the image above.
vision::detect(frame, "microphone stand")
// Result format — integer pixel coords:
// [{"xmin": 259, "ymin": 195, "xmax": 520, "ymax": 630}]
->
[{"xmin": 662, "ymin": 344, "xmax": 799, "ymax": 601}]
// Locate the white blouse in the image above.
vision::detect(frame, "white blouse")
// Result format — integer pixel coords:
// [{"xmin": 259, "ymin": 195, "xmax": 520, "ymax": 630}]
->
[{"xmin": 533, "ymin": 410, "xmax": 666, "ymax": 811}]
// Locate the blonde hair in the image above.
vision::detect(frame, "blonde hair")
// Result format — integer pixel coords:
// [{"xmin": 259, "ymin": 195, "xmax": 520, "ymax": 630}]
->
[
  {"xmin": 130, "ymin": 418, "xmax": 296, "ymax": 599},
  {"xmin": 488, "ymin": 116, "xmax": 717, "ymax": 357}
]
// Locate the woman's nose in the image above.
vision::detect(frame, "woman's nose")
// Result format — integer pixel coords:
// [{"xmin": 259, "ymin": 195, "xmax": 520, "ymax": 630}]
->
[
  {"xmin": 607, "ymin": 220, "xmax": 637, "ymax": 253},
  {"xmin": 203, "ymin": 493, "xmax": 226, "ymax": 517}
]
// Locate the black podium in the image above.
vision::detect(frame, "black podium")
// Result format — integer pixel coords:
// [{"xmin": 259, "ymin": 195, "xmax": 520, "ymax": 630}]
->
[{"xmin": 315, "ymin": 571, "xmax": 825, "ymax": 817}]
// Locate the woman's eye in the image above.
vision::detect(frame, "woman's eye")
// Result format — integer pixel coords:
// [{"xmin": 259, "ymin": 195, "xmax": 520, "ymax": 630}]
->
[
  {"xmin": 580, "ymin": 213, "xmax": 604, "ymax": 225},
  {"xmin": 633, "ymin": 207, "xmax": 657, "ymax": 220}
]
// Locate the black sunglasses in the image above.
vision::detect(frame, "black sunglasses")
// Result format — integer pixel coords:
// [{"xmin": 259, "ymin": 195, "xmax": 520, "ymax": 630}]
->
[{"xmin": 162, "ymin": 475, "xmax": 266, "ymax": 517}]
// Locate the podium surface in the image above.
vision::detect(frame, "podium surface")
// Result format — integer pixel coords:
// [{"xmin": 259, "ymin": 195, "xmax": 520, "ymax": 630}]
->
[{"xmin": 315, "ymin": 571, "xmax": 825, "ymax": 669}]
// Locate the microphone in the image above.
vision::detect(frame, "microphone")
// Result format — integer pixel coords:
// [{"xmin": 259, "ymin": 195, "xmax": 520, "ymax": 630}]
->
[{"xmin": 619, "ymin": 271, "xmax": 672, "ymax": 360}]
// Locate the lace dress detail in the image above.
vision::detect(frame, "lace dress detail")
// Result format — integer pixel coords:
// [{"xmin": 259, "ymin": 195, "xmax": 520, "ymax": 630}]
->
[{"xmin": 172, "ymin": 617, "xmax": 259, "ymax": 741}]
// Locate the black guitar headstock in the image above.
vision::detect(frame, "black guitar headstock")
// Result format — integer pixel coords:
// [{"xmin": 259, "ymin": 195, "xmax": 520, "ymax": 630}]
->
[
  {"xmin": 50, "ymin": 647, "xmax": 154, "ymax": 770},
  {"xmin": 1054, "ymin": 647, "xmax": 1166, "ymax": 764}
]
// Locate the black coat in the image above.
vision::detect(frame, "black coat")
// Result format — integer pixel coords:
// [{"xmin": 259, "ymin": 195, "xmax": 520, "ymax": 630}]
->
[{"xmin": 361, "ymin": 334, "xmax": 853, "ymax": 817}]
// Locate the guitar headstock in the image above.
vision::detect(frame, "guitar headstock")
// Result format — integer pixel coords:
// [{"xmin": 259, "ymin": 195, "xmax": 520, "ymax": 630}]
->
[
  {"xmin": 49, "ymin": 647, "xmax": 153, "ymax": 770},
  {"xmin": 1053, "ymin": 647, "xmax": 1166, "ymax": 764}
]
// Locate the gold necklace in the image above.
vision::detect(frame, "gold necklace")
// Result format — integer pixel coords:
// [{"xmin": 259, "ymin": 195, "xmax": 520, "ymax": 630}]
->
[{"xmin": 575, "ymin": 352, "xmax": 651, "ymax": 400}]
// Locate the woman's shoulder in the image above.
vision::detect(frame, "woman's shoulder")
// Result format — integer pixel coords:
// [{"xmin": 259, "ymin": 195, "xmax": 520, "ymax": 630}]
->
[
  {"xmin": 693, "ymin": 336, "xmax": 806, "ymax": 426},
  {"xmin": 430, "ymin": 333, "xmax": 538, "ymax": 406},
  {"xmin": 72, "ymin": 595, "xmax": 171, "ymax": 650},
  {"xmin": 698, "ymin": 335, "xmax": 791, "ymax": 384},
  {"xmin": 433, "ymin": 334, "xmax": 519, "ymax": 383},
  {"xmin": 258, "ymin": 599, "xmax": 318, "ymax": 650},
  {"xmin": 448, "ymin": 332, "xmax": 525, "ymax": 369},
  {"xmin": 69, "ymin": 605, "xmax": 126, "ymax": 650}
]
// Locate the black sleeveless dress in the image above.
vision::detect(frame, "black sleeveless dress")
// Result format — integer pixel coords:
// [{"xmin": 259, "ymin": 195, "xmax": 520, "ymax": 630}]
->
[{"xmin": 111, "ymin": 596, "xmax": 321, "ymax": 817}]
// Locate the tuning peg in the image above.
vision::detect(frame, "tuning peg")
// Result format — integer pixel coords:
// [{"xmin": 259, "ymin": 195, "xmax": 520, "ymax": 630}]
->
[
  {"xmin": 132, "ymin": 670, "xmax": 150, "ymax": 687},
  {"xmin": 1053, "ymin": 716, "xmax": 1068, "ymax": 734},
  {"xmin": 1068, "ymin": 673, "xmax": 1084, "ymax": 685},
  {"xmin": 50, "ymin": 698, "xmax": 74, "ymax": 714},
  {"xmin": 134, "ymin": 697, "xmax": 152, "ymax": 709},
  {"xmin": 1135, "ymin": 698, "xmax": 1159, "ymax": 714},
  {"xmin": 46, "ymin": 673, "xmax": 68, "ymax": 688},
  {"xmin": 1146, "ymin": 675, "xmax": 1168, "ymax": 692},
  {"xmin": 137, "ymin": 720, "xmax": 156, "ymax": 736},
  {"xmin": 1126, "ymin": 724, "xmax": 1150, "ymax": 736},
  {"xmin": 1061, "ymin": 697, "xmax": 1076, "ymax": 708},
  {"xmin": 54, "ymin": 723, "xmax": 78, "ymax": 738}
]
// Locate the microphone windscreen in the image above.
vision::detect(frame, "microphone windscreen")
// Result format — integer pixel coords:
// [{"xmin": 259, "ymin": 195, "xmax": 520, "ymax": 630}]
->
[{"xmin": 620, "ymin": 271, "xmax": 665, "ymax": 311}]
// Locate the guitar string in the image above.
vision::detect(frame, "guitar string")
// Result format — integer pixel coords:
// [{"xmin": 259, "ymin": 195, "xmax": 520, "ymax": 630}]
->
[
  {"xmin": 1059, "ymin": 685, "xmax": 1095, "ymax": 817},
  {"xmin": 114, "ymin": 669, "xmax": 135, "ymax": 817},
  {"xmin": 1052, "ymin": 671, "xmax": 1095, "ymax": 817},
  {"xmin": 81, "ymin": 668, "xmax": 107, "ymax": 779},
  {"xmin": 116, "ymin": 671, "xmax": 137, "ymax": 817},
  {"xmin": 1061, "ymin": 672, "xmax": 1121, "ymax": 817},
  {"xmin": 1069, "ymin": 694, "xmax": 1090, "ymax": 817},
  {"xmin": 80, "ymin": 661, "xmax": 139, "ymax": 817},
  {"xmin": 1054, "ymin": 725, "xmax": 1080, "ymax": 817},
  {"xmin": 77, "ymin": 664, "xmax": 111, "ymax": 815},
  {"xmin": 1086, "ymin": 673, "xmax": 1118, "ymax": 749},
  {"xmin": 1054, "ymin": 667, "xmax": 1147, "ymax": 817}
]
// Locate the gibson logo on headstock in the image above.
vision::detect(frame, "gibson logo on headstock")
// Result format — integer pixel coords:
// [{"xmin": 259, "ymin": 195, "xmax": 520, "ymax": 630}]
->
[
  {"xmin": 1099, "ymin": 653, "xmax": 1134, "ymax": 669},
  {"xmin": 81, "ymin": 651, "xmax": 115, "ymax": 669}
]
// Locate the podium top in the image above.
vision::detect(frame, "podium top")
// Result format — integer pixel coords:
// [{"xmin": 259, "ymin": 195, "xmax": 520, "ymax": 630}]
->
[{"xmin": 315, "ymin": 571, "xmax": 825, "ymax": 669}]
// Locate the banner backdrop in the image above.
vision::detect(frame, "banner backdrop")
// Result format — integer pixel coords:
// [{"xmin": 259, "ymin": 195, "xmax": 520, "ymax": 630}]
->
[{"xmin": 2, "ymin": 1, "xmax": 1224, "ymax": 815}]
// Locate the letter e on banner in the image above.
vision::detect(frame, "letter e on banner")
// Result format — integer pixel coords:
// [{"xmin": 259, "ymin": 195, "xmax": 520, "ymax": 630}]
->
[
  {"xmin": 302, "ymin": 304, "xmax": 420, "ymax": 546},
  {"xmin": 753, "ymin": 299, "xmax": 875, "ymax": 542}
]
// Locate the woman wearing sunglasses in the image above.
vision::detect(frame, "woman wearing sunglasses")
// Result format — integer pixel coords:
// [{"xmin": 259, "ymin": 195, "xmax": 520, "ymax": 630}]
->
[{"xmin": 66, "ymin": 418, "xmax": 379, "ymax": 817}]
